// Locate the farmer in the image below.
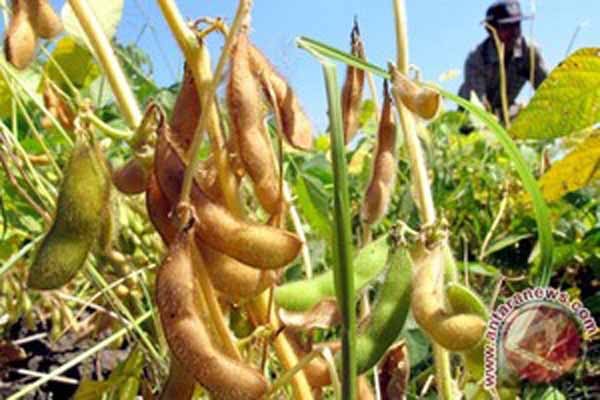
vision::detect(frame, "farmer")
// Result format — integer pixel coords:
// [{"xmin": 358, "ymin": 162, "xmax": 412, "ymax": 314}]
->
[{"xmin": 458, "ymin": 0, "xmax": 548, "ymax": 123}]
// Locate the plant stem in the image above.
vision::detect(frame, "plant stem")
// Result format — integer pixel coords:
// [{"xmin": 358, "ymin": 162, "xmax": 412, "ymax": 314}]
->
[
  {"xmin": 248, "ymin": 293, "xmax": 314, "ymax": 400},
  {"xmin": 391, "ymin": 2, "xmax": 453, "ymax": 399},
  {"xmin": 84, "ymin": 112, "xmax": 133, "ymax": 141},
  {"xmin": 265, "ymin": 349, "xmax": 321, "ymax": 398},
  {"xmin": 322, "ymin": 60, "xmax": 356, "ymax": 400},
  {"xmin": 67, "ymin": 0, "xmax": 142, "ymax": 129},
  {"xmin": 157, "ymin": 0, "xmax": 248, "ymax": 218},
  {"xmin": 191, "ymin": 244, "xmax": 242, "ymax": 361}
]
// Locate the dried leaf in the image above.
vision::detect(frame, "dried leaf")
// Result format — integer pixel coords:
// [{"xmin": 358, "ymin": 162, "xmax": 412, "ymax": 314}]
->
[
  {"xmin": 278, "ymin": 298, "xmax": 340, "ymax": 330},
  {"xmin": 0, "ymin": 341, "xmax": 26, "ymax": 366},
  {"xmin": 377, "ymin": 341, "xmax": 410, "ymax": 400}
]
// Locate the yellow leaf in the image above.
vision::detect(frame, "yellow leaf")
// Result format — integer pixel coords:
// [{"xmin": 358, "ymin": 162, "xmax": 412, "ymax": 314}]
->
[
  {"xmin": 539, "ymin": 131, "xmax": 600, "ymax": 202},
  {"xmin": 44, "ymin": 36, "xmax": 101, "ymax": 89},
  {"xmin": 349, "ymin": 142, "xmax": 370, "ymax": 175}
]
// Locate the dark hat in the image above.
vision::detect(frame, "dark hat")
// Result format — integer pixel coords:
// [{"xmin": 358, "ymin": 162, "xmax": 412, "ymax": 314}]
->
[{"xmin": 483, "ymin": 0, "xmax": 532, "ymax": 25}]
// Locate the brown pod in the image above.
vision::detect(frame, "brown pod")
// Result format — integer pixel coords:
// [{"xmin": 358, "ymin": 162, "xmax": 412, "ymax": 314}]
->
[
  {"xmin": 411, "ymin": 244, "xmax": 487, "ymax": 352},
  {"xmin": 156, "ymin": 231, "xmax": 268, "ymax": 400},
  {"xmin": 341, "ymin": 21, "xmax": 366, "ymax": 144},
  {"xmin": 159, "ymin": 360, "xmax": 196, "ymax": 400},
  {"xmin": 146, "ymin": 172, "xmax": 178, "ymax": 244},
  {"xmin": 197, "ymin": 240, "xmax": 279, "ymax": 301},
  {"xmin": 23, "ymin": 0, "xmax": 62, "ymax": 39},
  {"xmin": 228, "ymin": 34, "xmax": 282, "ymax": 215},
  {"xmin": 361, "ymin": 81, "xmax": 397, "ymax": 225},
  {"xmin": 42, "ymin": 81, "xmax": 75, "ymax": 130},
  {"xmin": 246, "ymin": 42, "xmax": 313, "ymax": 151},
  {"xmin": 170, "ymin": 64, "xmax": 201, "ymax": 150},
  {"xmin": 147, "ymin": 165, "xmax": 274, "ymax": 300},
  {"xmin": 4, "ymin": 0, "xmax": 36, "ymax": 70},
  {"xmin": 389, "ymin": 67, "xmax": 441, "ymax": 120},
  {"xmin": 112, "ymin": 157, "xmax": 150, "ymax": 195},
  {"xmin": 153, "ymin": 120, "xmax": 301, "ymax": 270}
]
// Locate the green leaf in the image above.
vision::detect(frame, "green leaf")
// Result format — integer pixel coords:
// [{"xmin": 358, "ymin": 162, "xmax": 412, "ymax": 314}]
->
[
  {"xmin": 62, "ymin": 0, "xmax": 125, "ymax": 48},
  {"xmin": 294, "ymin": 174, "xmax": 332, "ymax": 239},
  {"xmin": 44, "ymin": 37, "xmax": 101, "ymax": 89},
  {"xmin": 538, "ymin": 130, "xmax": 600, "ymax": 202},
  {"xmin": 483, "ymin": 234, "xmax": 532, "ymax": 259},
  {"xmin": 510, "ymin": 48, "xmax": 600, "ymax": 139},
  {"xmin": 73, "ymin": 347, "xmax": 144, "ymax": 400}
]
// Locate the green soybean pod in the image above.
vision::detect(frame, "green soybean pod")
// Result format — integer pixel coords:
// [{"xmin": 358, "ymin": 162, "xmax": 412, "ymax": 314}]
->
[
  {"xmin": 446, "ymin": 282, "xmax": 489, "ymax": 380},
  {"xmin": 354, "ymin": 248, "xmax": 412, "ymax": 374},
  {"xmin": 274, "ymin": 235, "xmax": 389, "ymax": 311},
  {"xmin": 28, "ymin": 139, "xmax": 110, "ymax": 290}
]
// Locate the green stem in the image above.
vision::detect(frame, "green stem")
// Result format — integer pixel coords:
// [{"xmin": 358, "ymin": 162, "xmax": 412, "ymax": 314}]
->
[
  {"xmin": 67, "ymin": 0, "xmax": 142, "ymax": 128},
  {"xmin": 322, "ymin": 60, "xmax": 356, "ymax": 400},
  {"xmin": 84, "ymin": 112, "xmax": 133, "ymax": 141},
  {"xmin": 391, "ymin": 2, "xmax": 453, "ymax": 399}
]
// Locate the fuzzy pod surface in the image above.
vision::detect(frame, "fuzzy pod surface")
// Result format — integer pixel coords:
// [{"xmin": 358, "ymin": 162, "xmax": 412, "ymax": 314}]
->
[
  {"xmin": 228, "ymin": 33, "xmax": 282, "ymax": 215},
  {"xmin": 156, "ymin": 232, "xmax": 268, "ymax": 400},
  {"xmin": 4, "ymin": 0, "xmax": 36, "ymax": 70},
  {"xmin": 361, "ymin": 81, "xmax": 397, "ymax": 225},
  {"xmin": 28, "ymin": 139, "xmax": 111, "ymax": 289},
  {"xmin": 23, "ymin": 0, "xmax": 62, "ymax": 39},
  {"xmin": 389, "ymin": 68, "xmax": 440, "ymax": 120},
  {"xmin": 411, "ymin": 244, "xmax": 487, "ymax": 352},
  {"xmin": 275, "ymin": 235, "xmax": 389, "ymax": 311},
  {"xmin": 341, "ymin": 22, "xmax": 366, "ymax": 144},
  {"xmin": 447, "ymin": 282, "xmax": 490, "ymax": 380},
  {"xmin": 159, "ymin": 360, "xmax": 196, "ymax": 400},
  {"xmin": 153, "ymin": 121, "xmax": 301, "ymax": 270},
  {"xmin": 353, "ymin": 248, "xmax": 412, "ymax": 374},
  {"xmin": 112, "ymin": 157, "xmax": 150, "ymax": 195},
  {"xmin": 246, "ymin": 43, "xmax": 314, "ymax": 151}
]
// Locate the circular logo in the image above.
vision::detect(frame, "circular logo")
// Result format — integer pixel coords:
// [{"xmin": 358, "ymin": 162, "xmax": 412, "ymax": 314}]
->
[{"xmin": 499, "ymin": 303, "xmax": 582, "ymax": 384}]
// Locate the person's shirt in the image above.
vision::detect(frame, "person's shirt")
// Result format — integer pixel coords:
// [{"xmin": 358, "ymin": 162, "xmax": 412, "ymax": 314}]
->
[{"xmin": 458, "ymin": 36, "xmax": 548, "ymax": 116}]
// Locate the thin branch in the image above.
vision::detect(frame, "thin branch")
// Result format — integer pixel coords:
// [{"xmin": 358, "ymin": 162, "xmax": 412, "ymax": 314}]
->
[{"xmin": 67, "ymin": 0, "xmax": 142, "ymax": 128}]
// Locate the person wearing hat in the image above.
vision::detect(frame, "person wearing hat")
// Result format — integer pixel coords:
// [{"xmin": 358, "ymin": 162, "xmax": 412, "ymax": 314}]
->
[{"xmin": 458, "ymin": 0, "xmax": 548, "ymax": 123}]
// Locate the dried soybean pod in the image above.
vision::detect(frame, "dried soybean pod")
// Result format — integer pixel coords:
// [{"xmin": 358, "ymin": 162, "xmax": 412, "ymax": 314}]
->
[
  {"xmin": 411, "ymin": 244, "xmax": 487, "ymax": 352},
  {"xmin": 349, "ymin": 248, "xmax": 412, "ymax": 374},
  {"xmin": 153, "ymin": 121, "xmax": 301, "ymax": 270},
  {"xmin": 28, "ymin": 138, "xmax": 110, "ymax": 290},
  {"xmin": 446, "ymin": 283, "xmax": 489, "ymax": 380},
  {"xmin": 275, "ymin": 235, "xmax": 389, "ymax": 311},
  {"xmin": 197, "ymin": 240, "xmax": 279, "ymax": 301},
  {"xmin": 23, "ymin": 0, "xmax": 62, "ymax": 39},
  {"xmin": 170, "ymin": 64, "xmax": 200, "ymax": 150},
  {"xmin": 389, "ymin": 68, "xmax": 440, "ymax": 120},
  {"xmin": 156, "ymin": 231, "xmax": 268, "ymax": 400},
  {"xmin": 341, "ymin": 20, "xmax": 366, "ymax": 144},
  {"xmin": 159, "ymin": 360, "xmax": 196, "ymax": 400},
  {"xmin": 361, "ymin": 81, "xmax": 397, "ymax": 225},
  {"xmin": 4, "ymin": 0, "xmax": 36, "ymax": 70},
  {"xmin": 146, "ymin": 172, "xmax": 178, "ymax": 244},
  {"xmin": 228, "ymin": 33, "xmax": 282, "ymax": 215},
  {"xmin": 246, "ymin": 43, "xmax": 314, "ymax": 151},
  {"xmin": 146, "ymin": 170, "xmax": 276, "ymax": 300},
  {"xmin": 112, "ymin": 157, "xmax": 150, "ymax": 195}
]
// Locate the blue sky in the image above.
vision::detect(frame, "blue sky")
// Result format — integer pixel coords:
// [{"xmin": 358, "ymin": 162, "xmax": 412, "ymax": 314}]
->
[{"xmin": 51, "ymin": 1, "xmax": 600, "ymax": 131}]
